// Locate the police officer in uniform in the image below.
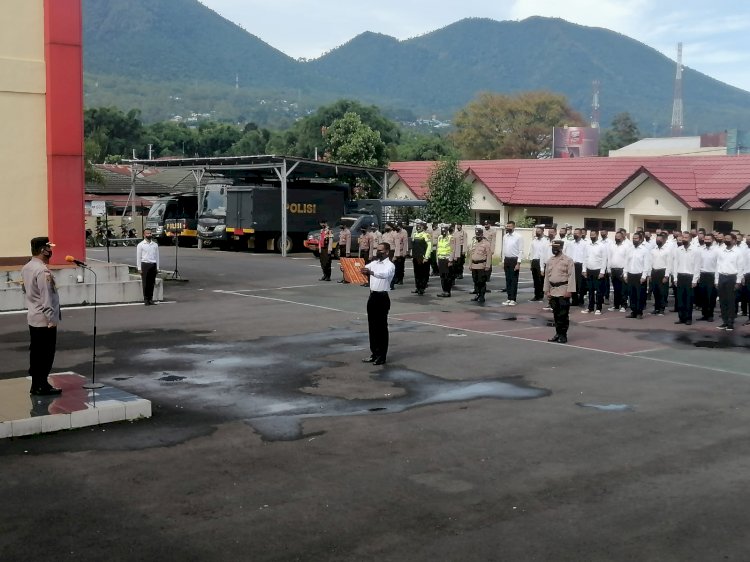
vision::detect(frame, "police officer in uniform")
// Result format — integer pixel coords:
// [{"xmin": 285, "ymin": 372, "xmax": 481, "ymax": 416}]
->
[
  {"xmin": 469, "ymin": 226, "xmax": 492, "ymax": 303},
  {"xmin": 336, "ymin": 222, "xmax": 352, "ymax": 284},
  {"xmin": 436, "ymin": 225, "xmax": 454, "ymax": 297},
  {"xmin": 318, "ymin": 219, "xmax": 333, "ymax": 281},
  {"xmin": 357, "ymin": 227, "xmax": 369, "ymax": 260},
  {"xmin": 21, "ymin": 237, "xmax": 63, "ymax": 395},
  {"xmin": 428, "ymin": 221, "xmax": 441, "ymax": 276},
  {"xmin": 411, "ymin": 221, "xmax": 432, "ymax": 295},
  {"xmin": 544, "ymin": 240, "xmax": 576, "ymax": 343}
]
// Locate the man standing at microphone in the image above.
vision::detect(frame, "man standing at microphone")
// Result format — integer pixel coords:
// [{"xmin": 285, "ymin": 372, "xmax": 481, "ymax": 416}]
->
[
  {"xmin": 136, "ymin": 228, "xmax": 160, "ymax": 305},
  {"xmin": 21, "ymin": 237, "xmax": 62, "ymax": 395}
]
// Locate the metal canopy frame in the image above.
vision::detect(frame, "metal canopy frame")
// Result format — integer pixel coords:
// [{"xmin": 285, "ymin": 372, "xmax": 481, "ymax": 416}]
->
[{"xmin": 123, "ymin": 155, "xmax": 390, "ymax": 256}]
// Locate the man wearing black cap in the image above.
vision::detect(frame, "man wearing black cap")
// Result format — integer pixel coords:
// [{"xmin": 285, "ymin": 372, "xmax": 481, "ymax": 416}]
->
[
  {"xmin": 544, "ymin": 239, "xmax": 576, "ymax": 343},
  {"xmin": 21, "ymin": 237, "xmax": 62, "ymax": 395}
]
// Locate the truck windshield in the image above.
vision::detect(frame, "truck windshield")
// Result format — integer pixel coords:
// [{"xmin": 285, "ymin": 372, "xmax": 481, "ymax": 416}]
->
[
  {"xmin": 147, "ymin": 202, "xmax": 166, "ymax": 219},
  {"xmin": 335, "ymin": 218, "xmax": 357, "ymax": 228},
  {"xmin": 202, "ymin": 191, "xmax": 226, "ymax": 217}
]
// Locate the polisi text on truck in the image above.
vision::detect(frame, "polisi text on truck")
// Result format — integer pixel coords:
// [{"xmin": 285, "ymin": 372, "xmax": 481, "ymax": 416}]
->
[{"xmin": 287, "ymin": 203, "xmax": 316, "ymax": 214}]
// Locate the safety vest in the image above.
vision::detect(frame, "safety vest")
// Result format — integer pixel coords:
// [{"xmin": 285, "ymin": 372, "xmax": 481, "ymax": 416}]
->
[{"xmin": 437, "ymin": 235, "xmax": 452, "ymax": 258}]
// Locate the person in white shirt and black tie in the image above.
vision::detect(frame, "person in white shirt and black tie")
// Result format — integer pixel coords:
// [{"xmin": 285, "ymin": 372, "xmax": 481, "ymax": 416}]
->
[
  {"xmin": 502, "ymin": 221, "xmax": 523, "ymax": 306},
  {"xmin": 607, "ymin": 230, "xmax": 630, "ymax": 312},
  {"xmin": 136, "ymin": 228, "xmax": 160, "ymax": 305},
  {"xmin": 360, "ymin": 242, "xmax": 396, "ymax": 365},
  {"xmin": 581, "ymin": 229, "xmax": 608, "ymax": 314},
  {"xmin": 672, "ymin": 233, "xmax": 700, "ymax": 324},
  {"xmin": 649, "ymin": 233, "xmax": 672, "ymax": 315},
  {"xmin": 626, "ymin": 232, "xmax": 651, "ymax": 319},
  {"xmin": 715, "ymin": 233, "xmax": 745, "ymax": 331},
  {"xmin": 696, "ymin": 233, "xmax": 719, "ymax": 322},
  {"xmin": 528, "ymin": 226, "xmax": 549, "ymax": 302}
]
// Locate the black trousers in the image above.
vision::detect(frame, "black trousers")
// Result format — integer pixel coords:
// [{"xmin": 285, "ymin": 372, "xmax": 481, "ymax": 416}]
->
[
  {"xmin": 573, "ymin": 263, "xmax": 584, "ymax": 305},
  {"xmin": 455, "ymin": 253, "xmax": 465, "ymax": 278},
  {"xmin": 698, "ymin": 272, "xmax": 716, "ymax": 318},
  {"xmin": 141, "ymin": 262, "xmax": 157, "ymax": 301},
  {"xmin": 550, "ymin": 296, "xmax": 571, "ymax": 336},
  {"xmin": 429, "ymin": 250, "xmax": 438, "ymax": 275},
  {"xmin": 530, "ymin": 259, "xmax": 544, "ymax": 299},
  {"xmin": 367, "ymin": 291, "xmax": 390, "ymax": 360},
  {"xmin": 718, "ymin": 274, "xmax": 738, "ymax": 328},
  {"xmin": 472, "ymin": 269, "xmax": 488, "ymax": 298},
  {"xmin": 319, "ymin": 248, "xmax": 331, "ymax": 279},
  {"xmin": 586, "ymin": 268, "xmax": 604, "ymax": 311},
  {"xmin": 29, "ymin": 325, "xmax": 57, "ymax": 390},
  {"xmin": 359, "ymin": 249, "xmax": 369, "ymax": 261},
  {"xmin": 413, "ymin": 259, "xmax": 430, "ymax": 291},
  {"xmin": 650, "ymin": 268, "xmax": 668, "ymax": 311},
  {"xmin": 503, "ymin": 256, "xmax": 520, "ymax": 301},
  {"xmin": 742, "ymin": 273, "xmax": 750, "ymax": 315},
  {"xmin": 610, "ymin": 268, "xmax": 627, "ymax": 309},
  {"xmin": 627, "ymin": 273, "xmax": 647, "ymax": 315},
  {"xmin": 393, "ymin": 256, "xmax": 405, "ymax": 284},
  {"xmin": 438, "ymin": 258, "xmax": 453, "ymax": 294},
  {"xmin": 675, "ymin": 273, "xmax": 694, "ymax": 322}
]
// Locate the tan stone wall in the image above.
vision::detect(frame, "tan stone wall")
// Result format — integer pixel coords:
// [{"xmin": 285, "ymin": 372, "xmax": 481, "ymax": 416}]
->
[{"xmin": 0, "ymin": 0, "xmax": 47, "ymax": 258}]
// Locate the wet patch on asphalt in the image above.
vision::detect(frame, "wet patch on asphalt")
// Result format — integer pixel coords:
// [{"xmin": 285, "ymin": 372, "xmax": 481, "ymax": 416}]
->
[{"xmin": 103, "ymin": 326, "xmax": 550, "ymax": 442}]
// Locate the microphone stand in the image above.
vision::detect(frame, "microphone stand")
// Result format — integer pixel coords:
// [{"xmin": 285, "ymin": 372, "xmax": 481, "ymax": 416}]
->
[{"xmin": 79, "ymin": 265, "xmax": 104, "ymax": 390}]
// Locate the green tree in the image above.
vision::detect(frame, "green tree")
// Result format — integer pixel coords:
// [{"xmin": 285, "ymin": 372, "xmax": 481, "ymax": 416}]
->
[
  {"xmin": 84, "ymin": 138, "xmax": 104, "ymax": 185},
  {"xmin": 143, "ymin": 121, "xmax": 199, "ymax": 157},
  {"xmin": 599, "ymin": 112, "xmax": 641, "ymax": 155},
  {"xmin": 453, "ymin": 91, "xmax": 586, "ymax": 159},
  {"xmin": 229, "ymin": 128, "xmax": 272, "ymax": 156},
  {"xmin": 84, "ymin": 106, "xmax": 145, "ymax": 158},
  {"xmin": 287, "ymin": 99, "xmax": 400, "ymax": 159},
  {"xmin": 196, "ymin": 121, "xmax": 242, "ymax": 156},
  {"xmin": 424, "ymin": 158, "xmax": 472, "ymax": 223},
  {"xmin": 395, "ymin": 131, "xmax": 457, "ymax": 161},
  {"xmin": 324, "ymin": 112, "xmax": 386, "ymax": 167}
]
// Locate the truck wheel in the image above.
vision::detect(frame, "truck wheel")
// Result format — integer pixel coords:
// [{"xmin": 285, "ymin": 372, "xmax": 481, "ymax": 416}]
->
[{"xmin": 275, "ymin": 235, "xmax": 293, "ymax": 253}]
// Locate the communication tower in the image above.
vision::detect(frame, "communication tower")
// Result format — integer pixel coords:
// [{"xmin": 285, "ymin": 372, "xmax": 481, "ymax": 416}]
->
[
  {"xmin": 591, "ymin": 80, "xmax": 601, "ymax": 128},
  {"xmin": 671, "ymin": 43, "xmax": 684, "ymax": 137}
]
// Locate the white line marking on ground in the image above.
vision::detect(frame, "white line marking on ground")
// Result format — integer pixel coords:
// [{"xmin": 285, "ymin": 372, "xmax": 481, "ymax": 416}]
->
[
  {"xmin": 212, "ymin": 284, "xmax": 322, "ymax": 293},
  {"xmin": 212, "ymin": 290, "xmax": 749, "ymax": 377}
]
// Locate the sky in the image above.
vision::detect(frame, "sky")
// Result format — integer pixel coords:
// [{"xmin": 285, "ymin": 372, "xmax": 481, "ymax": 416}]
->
[{"xmin": 199, "ymin": 0, "xmax": 750, "ymax": 93}]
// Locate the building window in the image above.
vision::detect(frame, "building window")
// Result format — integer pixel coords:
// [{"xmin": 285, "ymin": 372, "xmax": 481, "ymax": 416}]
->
[
  {"xmin": 478, "ymin": 212, "xmax": 501, "ymax": 225},
  {"xmin": 690, "ymin": 221, "xmax": 698, "ymax": 230},
  {"xmin": 713, "ymin": 221, "xmax": 733, "ymax": 234},
  {"xmin": 644, "ymin": 220, "xmax": 679, "ymax": 232},
  {"xmin": 584, "ymin": 218, "xmax": 616, "ymax": 231},
  {"xmin": 526, "ymin": 215, "xmax": 554, "ymax": 227}
]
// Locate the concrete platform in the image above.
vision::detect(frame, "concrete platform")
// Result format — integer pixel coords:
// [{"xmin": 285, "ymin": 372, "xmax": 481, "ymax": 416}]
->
[{"xmin": 0, "ymin": 372, "xmax": 151, "ymax": 438}]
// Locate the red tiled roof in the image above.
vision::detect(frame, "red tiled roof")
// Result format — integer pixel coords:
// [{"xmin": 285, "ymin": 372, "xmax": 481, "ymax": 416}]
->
[{"xmin": 389, "ymin": 155, "xmax": 750, "ymax": 210}]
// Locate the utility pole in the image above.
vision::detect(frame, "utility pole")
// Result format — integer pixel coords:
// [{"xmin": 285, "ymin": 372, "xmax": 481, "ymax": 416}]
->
[{"xmin": 590, "ymin": 80, "xmax": 600, "ymax": 129}]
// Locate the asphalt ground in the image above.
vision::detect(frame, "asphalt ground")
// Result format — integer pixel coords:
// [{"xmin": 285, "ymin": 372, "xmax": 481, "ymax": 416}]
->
[{"xmin": 2, "ymin": 246, "xmax": 750, "ymax": 561}]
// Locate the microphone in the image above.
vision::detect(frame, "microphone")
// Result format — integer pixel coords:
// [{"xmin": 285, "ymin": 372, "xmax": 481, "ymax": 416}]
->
[{"xmin": 66, "ymin": 255, "xmax": 87, "ymax": 267}]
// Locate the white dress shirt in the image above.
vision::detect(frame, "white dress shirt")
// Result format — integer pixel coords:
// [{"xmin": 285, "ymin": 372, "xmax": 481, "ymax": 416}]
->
[
  {"xmin": 565, "ymin": 239, "xmax": 587, "ymax": 263},
  {"xmin": 582, "ymin": 240, "xmax": 608, "ymax": 271},
  {"xmin": 715, "ymin": 246, "xmax": 745, "ymax": 284},
  {"xmin": 672, "ymin": 246, "xmax": 700, "ymax": 284},
  {"xmin": 626, "ymin": 244, "xmax": 652, "ymax": 279},
  {"xmin": 502, "ymin": 231, "xmax": 524, "ymax": 259},
  {"xmin": 650, "ymin": 244, "xmax": 673, "ymax": 277},
  {"xmin": 136, "ymin": 239, "xmax": 160, "ymax": 270},
  {"xmin": 607, "ymin": 242, "xmax": 631, "ymax": 271},
  {"xmin": 366, "ymin": 258, "xmax": 395, "ymax": 292},
  {"xmin": 529, "ymin": 236, "xmax": 551, "ymax": 268},
  {"xmin": 699, "ymin": 245, "xmax": 719, "ymax": 273}
]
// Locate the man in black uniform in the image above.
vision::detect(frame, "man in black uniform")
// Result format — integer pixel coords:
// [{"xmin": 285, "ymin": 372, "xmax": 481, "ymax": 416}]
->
[{"xmin": 318, "ymin": 219, "xmax": 332, "ymax": 281}]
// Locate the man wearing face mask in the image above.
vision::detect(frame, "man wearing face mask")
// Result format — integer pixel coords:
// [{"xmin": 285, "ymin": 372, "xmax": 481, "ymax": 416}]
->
[
  {"xmin": 502, "ymin": 221, "xmax": 523, "ymax": 306},
  {"xmin": 581, "ymin": 229, "xmax": 608, "ymax": 315},
  {"xmin": 21, "ymin": 237, "xmax": 63, "ymax": 395},
  {"xmin": 411, "ymin": 221, "xmax": 431, "ymax": 296},
  {"xmin": 469, "ymin": 226, "xmax": 492, "ymax": 303},
  {"xmin": 564, "ymin": 228, "xmax": 586, "ymax": 306},
  {"xmin": 360, "ymin": 243, "xmax": 396, "ymax": 365},
  {"xmin": 428, "ymin": 221, "xmax": 441, "ymax": 276},
  {"xmin": 544, "ymin": 240, "xmax": 576, "ymax": 344},
  {"xmin": 528, "ymin": 226, "xmax": 550, "ymax": 302},
  {"xmin": 696, "ymin": 233, "xmax": 719, "ymax": 322},
  {"xmin": 715, "ymin": 233, "xmax": 745, "ymax": 331},
  {"xmin": 136, "ymin": 228, "xmax": 160, "ymax": 305},
  {"xmin": 436, "ymin": 225, "xmax": 455, "ymax": 297},
  {"xmin": 671, "ymin": 232, "xmax": 700, "ymax": 324},
  {"xmin": 607, "ymin": 230, "xmax": 631, "ymax": 312},
  {"xmin": 649, "ymin": 233, "xmax": 672, "ymax": 316},
  {"xmin": 625, "ymin": 232, "xmax": 651, "ymax": 319}
]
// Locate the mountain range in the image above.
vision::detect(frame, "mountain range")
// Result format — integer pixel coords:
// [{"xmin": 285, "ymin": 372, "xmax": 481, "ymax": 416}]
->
[{"xmin": 82, "ymin": 0, "xmax": 750, "ymax": 134}]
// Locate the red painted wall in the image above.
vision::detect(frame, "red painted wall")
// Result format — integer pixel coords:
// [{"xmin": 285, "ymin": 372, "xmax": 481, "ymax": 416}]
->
[{"xmin": 44, "ymin": 0, "xmax": 85, "ymax": 265}]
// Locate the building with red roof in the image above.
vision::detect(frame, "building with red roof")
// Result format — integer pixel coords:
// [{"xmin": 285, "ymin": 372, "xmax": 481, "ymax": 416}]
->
[{"xmin": 389, "ymin": 155, "xmax": 750, "ymax": 234}]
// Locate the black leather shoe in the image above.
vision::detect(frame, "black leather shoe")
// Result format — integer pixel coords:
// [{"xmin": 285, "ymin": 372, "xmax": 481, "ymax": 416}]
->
[
  {"xmin": 373, "ymin": 358, "xmax": 386, "ymax": 365},
  {"xmin": 548, "ymin": 334, "xmax": 560, "ymax": 342},
  {"xmin": 685, "ymin": 320, "xmax": 692, "ymax": 325},
  {"xmin": 30, "ymin": 386, "xmax": 62, "ymax": 396},
  {"xmin": 558, "ymin": 336, "xmax": 568, "ymax": 344},
  {"xmin": 627, "ymin": 313, "xmax": 637, "ymax": 318},
  {"xmin": 361, "ymin": 357, "xmax": 375, "ymax": 363},
  {"xmin": 437, "ymin": 292, "xmax": 451, "ymax": 297},
  {"xmin": 320, "ymin": 276, "xmax": 327, "ymax": 281}
]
